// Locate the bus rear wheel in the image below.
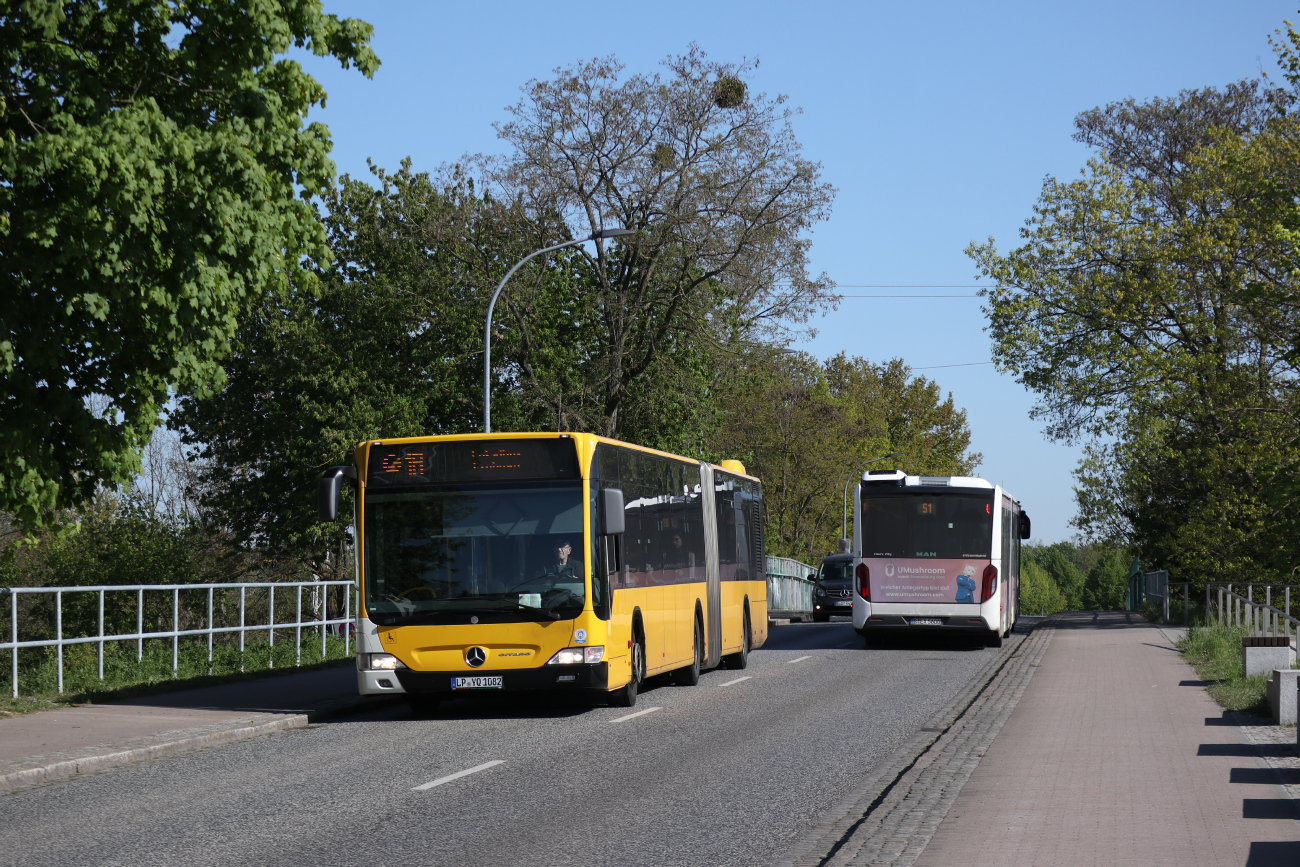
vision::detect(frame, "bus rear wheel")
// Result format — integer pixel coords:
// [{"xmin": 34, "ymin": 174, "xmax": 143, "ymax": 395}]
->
[
  {"xmin": 984, "ymin": 630, "xmax": 1004, "ymax": 648},
  {"xmin": 724, "ymin": 607, "xmax": 751, "ymax": 670},
  {"xmin": 675, "ymin": 616, "xmax": 703, "ymax": 686}
]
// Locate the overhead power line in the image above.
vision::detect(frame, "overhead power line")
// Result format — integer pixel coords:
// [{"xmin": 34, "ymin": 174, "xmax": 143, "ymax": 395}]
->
[{"xmin": 911, "ymin": 361, "xmax": 995, "ymax": 370}]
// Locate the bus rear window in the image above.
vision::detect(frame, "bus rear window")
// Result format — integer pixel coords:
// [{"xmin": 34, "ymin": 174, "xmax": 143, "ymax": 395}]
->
[{"xmin": 860, "ymin": 493, "xmax": 993, "ymax": 559}]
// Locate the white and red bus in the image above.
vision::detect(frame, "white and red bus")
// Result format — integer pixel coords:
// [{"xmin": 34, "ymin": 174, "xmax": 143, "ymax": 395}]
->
[{"xmin": 849, "ymin": 470, "xmax": 1029, "ymax": 647}]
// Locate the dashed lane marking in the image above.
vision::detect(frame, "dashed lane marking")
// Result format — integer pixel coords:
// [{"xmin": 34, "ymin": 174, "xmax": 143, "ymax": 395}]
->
[
  {"xmin": 412, "ymin": 760, "xmax": 505, "ymax": 792},
  {"xmin": 611, "ymin": 706, "xmax": 662, "ymax": 723},
  {"xmin": 718, "ymin": 676, "xmax": 751, "ymax": 687},
  {"xmin": 788, "ymin": 655, "xmax": 813, "ymax": 664}
]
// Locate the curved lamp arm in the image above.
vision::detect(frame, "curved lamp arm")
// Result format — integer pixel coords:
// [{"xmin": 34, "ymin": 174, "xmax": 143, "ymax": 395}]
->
[{"xmin": 482, "ymin": 228, "xmax": 633, "ymax": 433}]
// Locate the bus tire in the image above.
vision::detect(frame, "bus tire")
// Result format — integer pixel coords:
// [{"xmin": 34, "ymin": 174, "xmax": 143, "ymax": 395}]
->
[
  {"xmin": 611, "ymin": 633, "xmax": 644, "ymax": 707},
  {"xmin": 984, "ymin": 630, "xmax": 1003, "ymax": 648},
  {"xmin": 675, "ymin": 615, "xmax": 703, "ymax": 686},
  {"xmin": 406, "ymin": 694, "xmax": 440, "ymax": 716},
  {"xmin": 724, "ymin": 607, "xmax": 751, "ymax": 670}
]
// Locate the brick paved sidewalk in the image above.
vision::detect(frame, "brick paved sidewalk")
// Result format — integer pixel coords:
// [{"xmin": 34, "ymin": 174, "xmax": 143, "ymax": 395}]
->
[{"xmin": 916, "ymin": 612, "xmax": 1300, "ymax": 867}]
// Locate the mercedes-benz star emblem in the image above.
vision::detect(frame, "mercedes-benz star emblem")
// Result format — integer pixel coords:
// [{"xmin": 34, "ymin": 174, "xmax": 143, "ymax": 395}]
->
[{"xmin": 465, "ymin": 647, "xmax": 487, "ymax": 668}]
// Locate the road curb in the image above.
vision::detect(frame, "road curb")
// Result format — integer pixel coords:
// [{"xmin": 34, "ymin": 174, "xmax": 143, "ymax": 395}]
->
[
  {"xmin": 0, "ymin": 694, "xmax": 402, "ymax": 797},
  {"xmin": 775, "ymin": 619, "xmax": 1054, "ymax": 867}
]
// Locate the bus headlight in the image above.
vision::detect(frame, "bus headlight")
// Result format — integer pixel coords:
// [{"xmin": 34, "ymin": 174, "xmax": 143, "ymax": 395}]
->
[
  {"xmin": 362, "ymin": 653, "xmax": 407, "ymax": 671},
  {"xmin": 547, "ymin": 646, "xmax": 604, "ymax": 665}
]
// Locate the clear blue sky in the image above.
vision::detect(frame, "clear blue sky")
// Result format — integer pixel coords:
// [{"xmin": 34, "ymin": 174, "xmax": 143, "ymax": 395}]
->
[{"xmin": 304, "ymin": 0, "xmax": 1295, "ymax": 543}]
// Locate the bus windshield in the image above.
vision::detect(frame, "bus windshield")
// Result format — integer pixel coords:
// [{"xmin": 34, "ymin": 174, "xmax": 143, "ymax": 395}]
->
[
  {"xmin": 363, "ymin": 481, "xmax": 585, "ymax": 625},
  {"xmin": 860, "ymin": 492, "xmax": 994, "ymax": 559}
]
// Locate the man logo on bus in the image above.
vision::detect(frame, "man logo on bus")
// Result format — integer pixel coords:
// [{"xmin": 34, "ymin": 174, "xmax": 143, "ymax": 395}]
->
[{"xmin": 955, "ymin": 565, "xmax": 977, "ymax": 604}]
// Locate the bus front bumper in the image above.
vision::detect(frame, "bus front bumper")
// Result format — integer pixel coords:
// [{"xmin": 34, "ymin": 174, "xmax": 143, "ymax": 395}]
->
[{"xmin": 394, "ymin": 662, "xmax": 609, "ymax": 695}]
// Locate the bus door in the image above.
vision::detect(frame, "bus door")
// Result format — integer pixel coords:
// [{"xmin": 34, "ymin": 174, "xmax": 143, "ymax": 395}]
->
[{"xmin": 700, "ymin": 463, "xmax": 723, "ymax": 668}]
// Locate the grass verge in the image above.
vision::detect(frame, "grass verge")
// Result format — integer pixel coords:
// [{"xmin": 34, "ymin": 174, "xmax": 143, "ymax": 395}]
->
[{"xmin": 1178, "ymin": 620, "xmax": 1287, "ymax": 715}]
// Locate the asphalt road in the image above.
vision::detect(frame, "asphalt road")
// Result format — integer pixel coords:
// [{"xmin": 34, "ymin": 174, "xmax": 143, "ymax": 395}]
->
[{"xmin": 0, "ymin": 620, "xmax": 1004, "ymax": 867}]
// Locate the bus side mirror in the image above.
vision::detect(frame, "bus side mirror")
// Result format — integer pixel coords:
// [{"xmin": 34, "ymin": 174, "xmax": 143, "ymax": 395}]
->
[
  {"xmin": 1019, "ymin": 512, "xmax": 1031, "ymax": 540},
  {"xmin": 319, "ymin": 466, "xmax": 357, "ymax": 522},
  {"xmin": 599, "ymin": 487, "xmax": 625, "ymax": 535}
]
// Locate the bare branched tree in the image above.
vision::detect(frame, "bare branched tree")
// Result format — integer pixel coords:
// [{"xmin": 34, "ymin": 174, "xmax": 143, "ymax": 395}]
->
[{"xmin": 484, "ymin": 46, "xmax": 837, "ymax": 438}]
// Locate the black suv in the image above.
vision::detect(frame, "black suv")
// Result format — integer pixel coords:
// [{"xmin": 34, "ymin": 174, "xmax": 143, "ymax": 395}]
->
[{"xmin": 812, "ymin": 554, "xmax": 855, "ymax": 622}]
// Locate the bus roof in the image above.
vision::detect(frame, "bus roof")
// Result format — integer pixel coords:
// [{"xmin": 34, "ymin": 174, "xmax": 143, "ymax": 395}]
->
[{"xmin": 860, "ymin": 470, "xmax": 1018, "ymax": 504}]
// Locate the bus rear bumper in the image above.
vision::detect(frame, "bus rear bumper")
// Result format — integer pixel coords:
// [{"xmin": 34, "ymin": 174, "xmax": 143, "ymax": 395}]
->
[
  {"xmin": 856, "ymin": 614, "xmax": 994, "ymax": 630},
  {"xmin": 394, "ymin": 662, "xmax": 610, "ymax": 695}
]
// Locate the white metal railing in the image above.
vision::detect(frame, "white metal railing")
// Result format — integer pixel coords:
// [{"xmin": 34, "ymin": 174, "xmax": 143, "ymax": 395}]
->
[
  {"xmin": 1214, "ymin": 583, "xmax": 1300, "ymax": 640},
  {"xmin": 766, "ymin": 555, "xmax": 816, "ymax": 614},
  {"xmin": 1, "ymin": 581, "xmax": 354, "ymax": 697}
]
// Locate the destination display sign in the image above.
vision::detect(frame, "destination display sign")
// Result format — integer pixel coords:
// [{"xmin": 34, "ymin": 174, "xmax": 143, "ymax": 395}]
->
[{"xmin": 366, "ymin": 438, "xmax": 579, "ymax": 487}]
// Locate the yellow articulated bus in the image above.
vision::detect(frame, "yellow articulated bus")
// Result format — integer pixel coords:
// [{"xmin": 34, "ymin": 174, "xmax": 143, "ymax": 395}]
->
[{"xmin": 318, "ymin": 432, "xmax": 767, "ymax": 709}]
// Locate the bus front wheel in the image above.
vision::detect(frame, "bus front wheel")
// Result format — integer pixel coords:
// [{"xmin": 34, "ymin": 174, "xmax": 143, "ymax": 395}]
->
[{"xmin": 611, "ymin": 636, "xmax": 644, "ymax": 707}]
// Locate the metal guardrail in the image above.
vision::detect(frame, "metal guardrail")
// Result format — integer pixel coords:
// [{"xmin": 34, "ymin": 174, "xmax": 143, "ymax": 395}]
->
[
  {"xmin": 1, "ymin": 581, "xmax": 355, "ymax": 697},
  {"xmin": 766, "ymin": 555, "xmax": 816, "ymax": 615}
]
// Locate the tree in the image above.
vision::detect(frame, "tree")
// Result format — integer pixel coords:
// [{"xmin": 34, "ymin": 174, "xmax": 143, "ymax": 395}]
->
[
  {"xmin": 709, "ymin": 350, "xmax": 981, "ymax": 563},
  {"xmin": 1020, "ymin": 560, "xmax": 1066, "ymax": 616},
  {"xmin": 0, "ymin": 1, "xmax": 378, "ymax": 538},
  {"xmin": 968, "ymin": 78, "xmax": 1300, "ymax": 582},
  {"xmin": 173, "ymin": 162, "xmax": 517, "ymax": 562},
  {"xmin": 1024, "ymin": 543, "xmax": 1088, "ymax": 610},
  {"xmin": 1082, "ymin": 549, "xmax": 1129, "ymax": 610},
  {"xmin": 487, "ymin": 47, "xmax": 837, "ymax": 441}
]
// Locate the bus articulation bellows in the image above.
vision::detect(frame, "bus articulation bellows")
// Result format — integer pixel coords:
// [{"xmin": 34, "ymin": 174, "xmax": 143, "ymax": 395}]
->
[
  {"xmin": 849, "ymin": 470, "xmax": 1030, "ymax": 647},
  {"xmin": 319, "ymin": 433, "xmax": 767, "ymax": 709}
]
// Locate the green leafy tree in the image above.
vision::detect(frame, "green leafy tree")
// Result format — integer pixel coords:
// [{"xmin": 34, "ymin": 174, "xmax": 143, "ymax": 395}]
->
[
  {"xmin": 1082, "ymin": 549, "xmax": 1130, "ymax": 610},
  {"xmin": 1020, "ymin": 560, "xmax": 1066, "ymax": 616},
  {"xmin": 709, "ymin": 350, "xmax": 981, "ymax": 563},
  {"xmin": 0, "ymin": 0, "xmax": 378, "ymax": 538},
  {"xmin": 968, "ymin": 77, "xmax": 1300, "ymax": 582},
  {"xmin": 1024, "ymin": 543, "xmax": 1088, "ymax": 610}
]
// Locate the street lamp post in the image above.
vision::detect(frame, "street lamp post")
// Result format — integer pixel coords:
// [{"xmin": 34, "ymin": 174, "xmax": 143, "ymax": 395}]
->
[
  {"xmin": 841, "ymin": 452, "xmax": 903, "ymax": 550},
  {"xmin": 482, "ymin": 228, "xmax": 634, "ymax": 433}
]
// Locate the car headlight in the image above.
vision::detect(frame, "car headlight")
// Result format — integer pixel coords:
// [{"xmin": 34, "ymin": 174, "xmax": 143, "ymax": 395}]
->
[
  {"xmin": 546, "ymin": 646, "xmax": 605, "ymax": 665},
  {"xmin": 815, "ymin": 585, "xmax": 826, "ymax": 597},
  {"xmin": 362, "ymin": 653, "xmax": 407, "ymax": 671}
]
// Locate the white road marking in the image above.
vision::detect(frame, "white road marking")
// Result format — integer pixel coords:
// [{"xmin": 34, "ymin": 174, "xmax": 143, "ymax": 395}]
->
[
  {"xmin": 788, "ymin": 655, "xmax": 813, "ymax": 664},
  {"xmin": 412, "ymin": 760, "xmax": 505, "ymax": 791},
  {"xmin": 611, "ymin": 706, "xmax": 662, "ymax": 723},
  {"xmin": 718, "ymin": 676, "xmax": 751, "ymax": 687}
]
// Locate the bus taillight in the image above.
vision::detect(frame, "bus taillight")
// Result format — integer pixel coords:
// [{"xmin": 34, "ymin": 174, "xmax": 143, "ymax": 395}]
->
[
  {"xmin": 981, "ymin": 564, "xmax": 998, "ymax": 602},
  {"xmin": 856, "ymin": 563, "xmax": 870, "ymax": 601}
]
